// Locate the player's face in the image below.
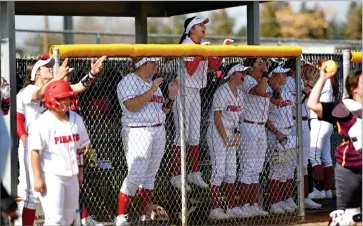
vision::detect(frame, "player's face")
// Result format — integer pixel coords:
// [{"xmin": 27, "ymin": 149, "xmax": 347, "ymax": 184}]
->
[
  {"xmin": 191, "ymin": 23, "xmax": 206, "ymax": 38},
  {"xmin": 234, "ymin": 71, "xmax": 246, "ymax": 85},
  {"xmin": 353, "ymin": 74, "xmax": 362, "ymax": 98},
  {"xmin": 146, "ymin": 61, "xmax": 159, "ymax": 77},
  {"xmin": 38, "ymin": 66, "xmax": 53, "ymax": 82}
]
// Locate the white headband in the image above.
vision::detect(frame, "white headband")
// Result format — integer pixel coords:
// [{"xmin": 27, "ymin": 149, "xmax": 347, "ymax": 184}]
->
[
  {"xmin": 185, "ymin": 17, "xmax": 209, "ymax": 34},
  {"xmin": 225, "ymin": 64, "xmax": 249, "ymax": 80},
  {"xmin": 134, "ymin": 57, "xmax": 161, "ymax": 68}
]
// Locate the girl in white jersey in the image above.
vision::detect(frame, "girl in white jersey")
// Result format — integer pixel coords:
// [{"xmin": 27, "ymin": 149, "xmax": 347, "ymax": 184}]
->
[
  {"xmin": 30, "ymin": 80, "xmax": 90, "ymax": 225},
  {"xmin": 207, "ymin": 63, "xmax": 249, "ymax": 220},
  {"xmin": 170, "ymin": 16, "xmax": 233, "ymax": 191},
  {"xmin": 281, "ymin": 61, "xmax": 322, "ymax": 209},
  {"xmin": 115, "ymin": 57, "xmax": 179, "ymax": 225},
  {"xmin": 308, "ymin": 59, "xmax": 338, "ymax": 200},
  {"xmin": 17, "ymin": 55, "xmax": 106, "ymax": 226}
]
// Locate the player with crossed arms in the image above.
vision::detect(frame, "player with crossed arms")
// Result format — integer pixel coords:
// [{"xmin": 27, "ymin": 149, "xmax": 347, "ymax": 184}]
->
[
  {"xmin": 16, "ymin": 55, "xmax": 106, "ymax": 226},
  {"xmin": 30, "ymin": 79, "xmax": 90, "ymax": 225},
  {"xmin": 115, "ymin": 57, "xmax": 179, "ymax": 225},
  {"xmin": 207, "ymin": 63, "xmax": 249, "ymax": 220}
]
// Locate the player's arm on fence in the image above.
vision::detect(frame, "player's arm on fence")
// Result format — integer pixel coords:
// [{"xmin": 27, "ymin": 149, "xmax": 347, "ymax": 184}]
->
[
  {"xmin": 71, "ymin": 56, "xmax": 107, "ymax": 93},
  {"xmin": 307, "ymin": 62, "xmax": 337, "ymax": 118},
  {"xmin": 163, "ymin": 80, "xmax": 179, "ymax": 113}
]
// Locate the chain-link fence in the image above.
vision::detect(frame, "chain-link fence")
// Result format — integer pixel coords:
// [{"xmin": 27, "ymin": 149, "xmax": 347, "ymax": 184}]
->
[
  {"xmin": 15, "ymin": 29, "xmax": 362, "ymax": 57},
  {"xmin": 14, "ymin": 51, "xmax": 361, "ymax": 225}
]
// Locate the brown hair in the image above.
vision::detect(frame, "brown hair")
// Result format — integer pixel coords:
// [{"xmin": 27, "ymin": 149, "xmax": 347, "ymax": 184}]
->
[
  {"xmin": 23, "ymin": 60, "xmax": 37, "ymax": 87},
  {"xmin": 316, "ymin": 58, "xmax": 338, "ymax": 100},
  {"xmin": 345, "ymin": 69, "xmax": 362, "ymax": 99}
]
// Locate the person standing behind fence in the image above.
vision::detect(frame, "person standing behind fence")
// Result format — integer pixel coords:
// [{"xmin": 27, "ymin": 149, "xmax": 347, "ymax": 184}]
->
[
  {"xmin": 207, "ymin": 63, "xmax": 249, "ymax": 220},
  {"xmin": 282, "ymin": 61, "xmax": 322, "ymax": 209},
  {"xmin": 265, "ymin": 66, "xmax": 299, "ymax": 214},
  {"xmin": 307, "ymin": 67, "xmax": 362, "ymax": 226},
  {"xmin": 17, "ymin": 55, "xmax": 106, "ymax": 226},
  {"xmin": 308, "ymin": 59, "xmax": 338, "ymax": 200},
  {"xmin": 169, "ymin": 16, "xmax": 234, "ymax": 191},
  {"xmin": 0, "ymin": 77, "xmax": 10, "ymax": 115},
  {"xmin": 237, "ymin": 58, "xmax": 270, "ymax": 217},
  {"xmin": 30, "ymin": 80, "xmax": 90, "ymax": 225},
  {"xmin": 115, "ymin": 57, "xmax": 179, "ymax": 225}
]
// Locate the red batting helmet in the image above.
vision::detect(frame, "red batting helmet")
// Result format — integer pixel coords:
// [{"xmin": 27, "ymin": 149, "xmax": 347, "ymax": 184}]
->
[{"xmin": 44, "ymin": 80, "xmax": 79, "ymax": 111}]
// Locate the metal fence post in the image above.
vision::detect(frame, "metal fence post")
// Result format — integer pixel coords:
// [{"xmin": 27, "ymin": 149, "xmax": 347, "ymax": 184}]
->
[
  {"xmin": 342, "ymin": 49, "xmax": 351, "ymax": 99},
  {"xmin": 295, "ymin": 56, "xmax": 305, "ymax": 220},
  {"xmin": 178, "ymin": 57, "xmax": 188, "ymax": 226},
  {"xmin": 52, "ymin": 47, "xmax": 59, "ymax": 78},
  {"xmin": 96, "ymin": 31, "xmax": 100, "ymax": 44}
]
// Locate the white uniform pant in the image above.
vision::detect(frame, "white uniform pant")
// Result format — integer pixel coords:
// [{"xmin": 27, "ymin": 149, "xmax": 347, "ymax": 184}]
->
[
  {"xmin": 309, "ymin": 118, "xmax": 333, "ymax": 167},
  {"xmin": 18, "ymin": 142, "xmax": 39, "ymax": 209},
  {"xmin": 172, "ymin": 87, "xmax": 201, "ymax": 146},
  {"xmin": 238, "ymin": 123, "xmax": 267, "ymax": 184},
  {"xmin": 207, "ymin": 126, "xmax": 237, "ymax": 186},
  {"xmin": 120, "ymin": 126, "xmax": 166, "ymax": 196},
  {"xmin": 267, "ymin": 128, "xmax": 296, "ymax": 182},
  {"xmin": 292, "ymin": 120, "xmax": 310, "ymax": 175},
  {"xmin": 39, "ymin": 173, "xmax": 79, "ymax": 225}
]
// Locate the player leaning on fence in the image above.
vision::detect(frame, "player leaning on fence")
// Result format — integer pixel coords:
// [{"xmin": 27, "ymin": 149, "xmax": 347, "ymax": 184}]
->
[
  {"xmin": 170, "ymin": 16, "xmax": 234, "ymax": 191},
  {"xmin": 236, "ymin": 58, "xmax": 270, "ymax": 217},
  {"xmin": 115, "ymin": 57, "xmax": 179, "ymax": 225},
  {"xmin": 265, "ymin": 66, "xmax": 299, "ymax": 214},
  {"xmin": 207, "ymin": 63, "xmax": 248, "ymax": 220},
  {"xmin": 282, "ymin": 60, "xmax": 322, "ymax": 209}
]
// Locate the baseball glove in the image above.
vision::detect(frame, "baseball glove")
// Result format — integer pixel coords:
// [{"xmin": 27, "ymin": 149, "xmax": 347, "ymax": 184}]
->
[{"xmin": 145, "ymin": 204, "xmax": 169, "ymax": 221}]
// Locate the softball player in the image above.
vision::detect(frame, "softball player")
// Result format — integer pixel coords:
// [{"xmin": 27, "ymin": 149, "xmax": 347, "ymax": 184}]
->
[
  {"xmin": 0, "ymin": 77, "xmax": 10, "ymax": 115},
  {"xmin": 17, "ymin": 56, "xmax": 106, "ymax": 225},
  {"xmin": 237, "ymin": 58, "xmax": 270, "ymax": 217},
  {"xmin": 30, "ymin": 80, "xmax": 90, "ymax": 225},
  {"xmin": 282, "ymin": 62, "xmax": 322, "ymax": 209},
  {"xmin": 307, "ymin": 66, "xmax": 362, "ymax": 226},
  {"xmin": 207, "ymin": 63, "xmax": 249, "ymax": 220},
  {"xmin": 265, "ymin": 67, "xmax": 298, "ymax": 214},
  {"xmin": 309, "ymin": 59, "xmax": 338, "ymax": 200},
  {"xmin": 170, "ymin": 16, "xmax": 234, "ymax": 191},
  {"xmin": 115, "ymin": 57, "xmax": 179, "ymax": 225}
]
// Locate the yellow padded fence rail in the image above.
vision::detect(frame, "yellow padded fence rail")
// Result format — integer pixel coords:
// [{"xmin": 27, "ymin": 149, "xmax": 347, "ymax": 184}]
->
[
  {"xmin": 351, "ymin": 51, "xmax": 362, "ymax": 64},
  {"xmin": 49, "ymin": 44, "xmax": 303, "ymax": 58}
]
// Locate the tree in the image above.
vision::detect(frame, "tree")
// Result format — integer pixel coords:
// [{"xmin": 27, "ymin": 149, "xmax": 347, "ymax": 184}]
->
[
  {"xmin": 147, "ymin": 15, "xmax": 187, "ymax": 44},
  {"xmin": 207, "ymin": 9, "xmax": 235, "ymax": 36},
  {"xmin": 275, "ymin": 3, "xmax": 330, "ymax": 39},
  {"xmin": 329, "ymin": 16, "xmax": 346, "ymax": 39},
  {"xmin": 345, "ymin": 2, "xmax": 362, "ymax": 39},
  {"xmin": 300, "ymin": 2, "xmax": 308, "ymax": 13},
  {"xmin": 236, "ymin": 26, "xmax": 247, "ymax": 37},
  {"xmin": 260, "ymin": 2, "xmax": 288, "ymax": 37},
  {"xmin": 23, "ymin": 34, "xmax": 63, "ymax": 56}
]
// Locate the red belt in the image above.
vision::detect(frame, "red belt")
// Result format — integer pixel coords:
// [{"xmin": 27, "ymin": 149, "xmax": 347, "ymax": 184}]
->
[
  {"xmin": 243, "ymin": 119, "xmax": 265, "ymax": 126},
  {"xmin": 129, "ymin": 124, "xmax": 162, "ymax": 128},
  {"xmin": 293, "ymin": 116, "xmax": 309, "ymax": 121}
]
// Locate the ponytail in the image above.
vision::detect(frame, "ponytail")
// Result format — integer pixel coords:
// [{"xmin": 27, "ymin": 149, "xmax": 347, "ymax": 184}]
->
[{"xmin": 179, "ymin": 33, "xmax": 188, "ymax": 44}]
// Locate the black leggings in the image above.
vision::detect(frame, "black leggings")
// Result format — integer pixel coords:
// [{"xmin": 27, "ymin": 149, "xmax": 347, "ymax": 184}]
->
[{"xmin": 335, "ymin": 163, "xmax": 362, "ymax": 210}]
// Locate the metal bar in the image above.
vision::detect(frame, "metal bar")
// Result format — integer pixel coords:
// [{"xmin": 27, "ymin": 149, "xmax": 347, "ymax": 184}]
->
[
  {"xmin": 247, "ymin": 1, "xmax": 260, "ymax": 45},
  {"xmin": 14, "ymin": 29, "xmax": 363, "ymax": 45},
  {"xmin": 342, "ymin": 49, "xmax": 351, "ymax": 99},
  {"xmin": 0, "ymin": 1, "xmax": 17, "ymax": 197},
  {"xmin": 178, "ymin": 57, "xmax": 188, "ymax": 226},
  {"xmin": 52, "ymin": 47, "xmax": 59, "ymax": 77},
  {"xmin": 134, "ymin": 2, "xmax": 148, "ymax": 44},
  {"xmin": 63, "ymin": 16, "xmax": 74, "ymax": 44},
  {"xmin": 295, "ymin": 56, "xmax": 305, "ymax": 220}
]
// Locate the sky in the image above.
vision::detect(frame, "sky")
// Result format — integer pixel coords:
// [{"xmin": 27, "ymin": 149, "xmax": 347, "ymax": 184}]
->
[{"xmin": 15, "ymin": 1, "xmax": 354, "ymax": 32}]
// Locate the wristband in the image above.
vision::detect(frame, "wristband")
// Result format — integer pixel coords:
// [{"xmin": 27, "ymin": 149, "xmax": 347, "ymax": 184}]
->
[
  {"xmin": 80, "ymin": 73, "xmax": 96, "ymax": 88},
  {"xmin": 89, "ymin": 71, "xmax": 97, "ymax": 79}
]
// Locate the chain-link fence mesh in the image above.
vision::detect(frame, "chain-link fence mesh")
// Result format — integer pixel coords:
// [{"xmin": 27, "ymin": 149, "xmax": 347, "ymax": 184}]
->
[{"xmin": 14, "ymin": 52, "xmax": 360, "ymax": 225}]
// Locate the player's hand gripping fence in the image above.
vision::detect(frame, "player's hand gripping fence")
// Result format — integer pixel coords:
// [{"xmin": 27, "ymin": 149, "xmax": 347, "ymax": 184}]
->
[{"xmin": 48, "ymin": 44, "xmax": 303, "ymax": 226}]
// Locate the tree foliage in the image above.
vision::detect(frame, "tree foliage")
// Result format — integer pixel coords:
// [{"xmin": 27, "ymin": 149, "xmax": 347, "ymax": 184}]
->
[{"xmin": 345, "ymin": 2, "xmax": 362, "ymax": 39}]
